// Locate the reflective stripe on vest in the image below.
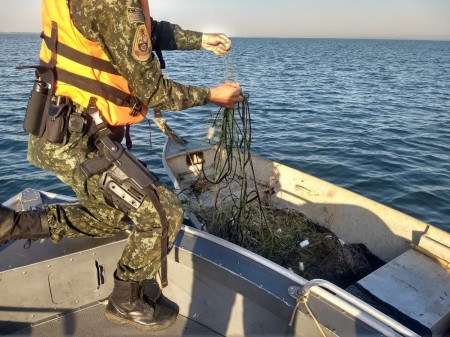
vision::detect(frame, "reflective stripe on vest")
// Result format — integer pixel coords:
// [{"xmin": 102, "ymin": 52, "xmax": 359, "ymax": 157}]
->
[{"xmin": 40, "ymin": 0, "xmax": 150, "ymax": 126}]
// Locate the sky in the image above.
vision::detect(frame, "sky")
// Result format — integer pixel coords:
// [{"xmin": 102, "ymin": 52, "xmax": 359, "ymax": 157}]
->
[{"xmin": 0, "ymin": 0, "xmax": 449, "ymax": 40}]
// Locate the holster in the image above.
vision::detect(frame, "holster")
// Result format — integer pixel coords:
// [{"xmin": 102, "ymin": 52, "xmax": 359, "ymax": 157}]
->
[
  {"xmin": 79, "ymin": 105, "xmax": 171, "ymax": 287},
  {"xmin": 80, "ymin": 132, "xmax": 160, "ymax": 213}
]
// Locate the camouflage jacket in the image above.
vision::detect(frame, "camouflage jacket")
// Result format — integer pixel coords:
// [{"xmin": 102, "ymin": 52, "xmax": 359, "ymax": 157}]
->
[{"xmin": 69, "ymin": 0, "xmax": 210, "ymax": 111}]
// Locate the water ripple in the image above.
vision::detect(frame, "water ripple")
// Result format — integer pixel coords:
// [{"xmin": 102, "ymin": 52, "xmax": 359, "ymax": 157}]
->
[{"xmin": 1, "ymin": 35, "xmax": 449, "ymax": 232}]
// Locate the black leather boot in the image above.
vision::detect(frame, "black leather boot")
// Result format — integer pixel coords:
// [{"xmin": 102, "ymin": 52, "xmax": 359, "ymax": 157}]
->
[
  {"xmin": 142, "ymin": 277, "xmax": 162, "ymax": 302},
  {"xmin": 105, "ymin": 274, "xmax": 178, "ymax": 331},
  {"xmin": 0, "ymin": 205, "xmax": 50, "ymax": 245}
]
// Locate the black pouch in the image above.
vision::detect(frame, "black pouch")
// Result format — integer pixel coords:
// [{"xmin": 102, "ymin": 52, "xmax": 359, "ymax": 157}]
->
[
  {"xmin": 23, "ymin": 80, "xmax": 50, "ymax": 137},
  {"xmin": 43, "ymin": 103, "xmax": 71, "ymax": 145}
]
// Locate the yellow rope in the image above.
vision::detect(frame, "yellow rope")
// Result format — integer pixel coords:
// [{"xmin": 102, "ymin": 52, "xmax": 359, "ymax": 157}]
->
[
  {"xmin": 289, "ymin": 296, "xmax": 327, "ymax": 337},
  {"xmin": 288, "ymin": 298, "xmax": 302, "ymax": 326}
]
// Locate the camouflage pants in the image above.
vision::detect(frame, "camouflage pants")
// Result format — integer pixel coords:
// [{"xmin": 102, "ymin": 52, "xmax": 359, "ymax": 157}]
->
[{"xmin": 27, "ymin": 131, "xmax": 183, "ymax": 282}]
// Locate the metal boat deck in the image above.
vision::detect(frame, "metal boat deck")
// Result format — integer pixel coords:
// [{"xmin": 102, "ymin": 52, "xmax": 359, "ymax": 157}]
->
[
  {"xmin": 2, "ymin": 187, "xmax": 446, "ymax": 336},
  {"xmin": 6, "ymin": 305, "xmax": 218, "ymax": 337}
]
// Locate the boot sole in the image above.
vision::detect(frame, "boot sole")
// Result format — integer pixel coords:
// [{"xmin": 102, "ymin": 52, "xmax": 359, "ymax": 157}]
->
[{"xmin": 104, "ymin": 310, "xmax": 177, "ymax": 331}]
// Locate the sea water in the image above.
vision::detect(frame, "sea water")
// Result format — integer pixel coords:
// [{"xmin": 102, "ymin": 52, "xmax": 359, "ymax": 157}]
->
[{"xmin": 0, "ymin": 34, "xmax": 449, "ymax": 232}]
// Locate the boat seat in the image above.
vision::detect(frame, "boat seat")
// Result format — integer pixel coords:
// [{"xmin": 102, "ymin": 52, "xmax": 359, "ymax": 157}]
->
[{"xmin": 354, "ymin": 248, "xmax": 450, "ymax": 337}]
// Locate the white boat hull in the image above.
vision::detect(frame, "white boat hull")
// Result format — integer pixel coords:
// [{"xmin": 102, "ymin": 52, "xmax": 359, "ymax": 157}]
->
[{"xmin": 163, "ymin": 137, "xmax": 450, "ymax": 337}]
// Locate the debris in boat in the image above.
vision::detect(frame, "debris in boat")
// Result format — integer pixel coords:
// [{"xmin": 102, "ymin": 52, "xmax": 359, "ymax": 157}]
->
[
  {"xmin": 299, "ymin": 239, "xmax": 310, "ymax": 248},
  {"xmin": 184, "ymin": 194, "xmax": 381, "ymax": 288},
  {"xmin": 182, "ymin": 92, "xmax": 383, "ymax": 288},
  {"xmin": 299, "ymin": 262, "xmax": 305, "ymax": 271}
]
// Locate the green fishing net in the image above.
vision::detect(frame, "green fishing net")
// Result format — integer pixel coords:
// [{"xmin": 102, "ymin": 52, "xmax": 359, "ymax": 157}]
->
[{"xmin": 179, "ymin": 56, "xmax": 381, "ymax": 287}]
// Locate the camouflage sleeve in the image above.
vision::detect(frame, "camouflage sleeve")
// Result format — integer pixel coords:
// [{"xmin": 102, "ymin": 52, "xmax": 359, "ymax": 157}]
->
[
  {"xmin": 69, "ymin": 0, "xmax": 210, "ymax": 111},
  {"xmin": 156, "ymin": 21, "xmax": 203, "ymax": 50}
]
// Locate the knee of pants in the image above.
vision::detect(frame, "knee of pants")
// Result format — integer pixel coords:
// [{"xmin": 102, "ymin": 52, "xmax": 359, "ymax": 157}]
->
[
  {"xmin": 157, "ymin": 186, "xmax": 183, "ymax": 238},
  {"xmin": 130, "ymin": 185, "xmax": 183, "ymax": 234}
]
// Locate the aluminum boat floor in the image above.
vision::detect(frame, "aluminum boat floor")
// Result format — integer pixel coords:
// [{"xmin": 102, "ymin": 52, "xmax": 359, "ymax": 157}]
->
[{"xmin": 6, "ymin": 303, "xmax": 220, "ymax": 337}]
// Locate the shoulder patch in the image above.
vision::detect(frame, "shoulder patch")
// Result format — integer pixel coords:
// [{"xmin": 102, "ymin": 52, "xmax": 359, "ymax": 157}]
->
[
  {"xmin": 127, "ymin": 7, "xmax": 145, "ymax": 23},
  {"xmin": 132, "ymin": 24, "xmax": 151, "ymax": 61}
]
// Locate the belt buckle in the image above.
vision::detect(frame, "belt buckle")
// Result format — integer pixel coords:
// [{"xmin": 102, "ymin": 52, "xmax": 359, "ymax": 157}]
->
[
  {"xmin": 53, "ymin": 95, "xmax": 70, "ymax": 106},
  {"xmin": 130, "ymin": 102, "xmax": 142, "ymax": 117}
]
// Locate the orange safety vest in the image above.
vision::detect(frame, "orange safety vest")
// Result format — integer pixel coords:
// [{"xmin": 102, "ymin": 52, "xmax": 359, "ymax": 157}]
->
[{"xmin": 39, "ymin": 0, "xmax": 152, "ymax": 126}]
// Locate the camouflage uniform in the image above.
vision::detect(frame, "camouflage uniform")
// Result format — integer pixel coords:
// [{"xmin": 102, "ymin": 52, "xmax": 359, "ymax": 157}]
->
[
  {"xmin": 70, "ymin": 0, "xmax": 210, "ymax": 110},
  {"xmin": 28, "ymin": 0, "xmax": 210, "ymax": 282}
]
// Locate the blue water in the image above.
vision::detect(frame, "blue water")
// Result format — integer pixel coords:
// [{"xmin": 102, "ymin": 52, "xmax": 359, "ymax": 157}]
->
[{"xmin": 1, "ymin": 34, "xmax": 449, "ymax": 232}]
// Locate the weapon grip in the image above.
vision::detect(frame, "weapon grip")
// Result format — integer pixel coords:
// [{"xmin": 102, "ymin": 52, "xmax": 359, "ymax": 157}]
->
[{"xmin": 79, "ymin": 157, "xmax": 110, "ymax": 179}]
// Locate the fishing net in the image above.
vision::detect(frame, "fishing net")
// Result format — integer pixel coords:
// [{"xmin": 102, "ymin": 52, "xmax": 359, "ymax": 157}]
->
[{"xmin": 179, "ymin": 56, "xmax": 382, "ymax": 287}]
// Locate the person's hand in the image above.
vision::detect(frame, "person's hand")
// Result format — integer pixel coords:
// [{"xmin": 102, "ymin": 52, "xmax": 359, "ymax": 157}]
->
[
  {"xmin": 209, "ymin": 82, "xmax": 243, "ymax": 109},
  {"xmin": 201, "ymin": 33, "xmax": 232, "ymax": 56}
]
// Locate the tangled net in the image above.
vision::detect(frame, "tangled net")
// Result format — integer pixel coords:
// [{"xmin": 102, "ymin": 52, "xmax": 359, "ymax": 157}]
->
[
  {"xmin": 200, "ymin": 95, "xmax": 275, "ymax": 255},
  {"xmin": 179, "ymin": 58, "xmax": 382, "ymax": 287}
]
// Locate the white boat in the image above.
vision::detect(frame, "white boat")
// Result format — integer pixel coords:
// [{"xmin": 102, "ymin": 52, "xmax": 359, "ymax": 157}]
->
[
  {"xmin": 1, "ymin": 137, "xmax": 449, "ymax": 337},
  {"xmin": 162, "ymin": 136, "xmax": 450, "ymax": 337}
]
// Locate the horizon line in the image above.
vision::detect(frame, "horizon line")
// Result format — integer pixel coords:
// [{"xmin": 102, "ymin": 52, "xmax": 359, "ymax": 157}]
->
[{"xmin": 1, "ymin": 31, "xmax": 449, "ymax": 42}]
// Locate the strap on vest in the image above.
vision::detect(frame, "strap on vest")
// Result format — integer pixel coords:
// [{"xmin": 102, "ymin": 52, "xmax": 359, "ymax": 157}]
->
[
  {"xmin": 36, "ymin": 23, "xmax": 58, "ymax": 92},
  {"xmin": 39, "ymin": 24, "xmax": 143, "ymax": 116},
  {"xmin": 42, "ymin": 34, "xmax": 121, "ymax": 75},
  {"xmin": 54, "ymin": 67, "xmax": 137, "ymax": 108},
  {"xmin": 18, "ymin": 25, "xmax": 57, "ymax": 86},
  {"xmin": 37, "ymin": 19, "xmax": 164, "ymax": 114},
  {"xmin": 17, "ymin": 22, "xmax": 59, "ymax": 129}
]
